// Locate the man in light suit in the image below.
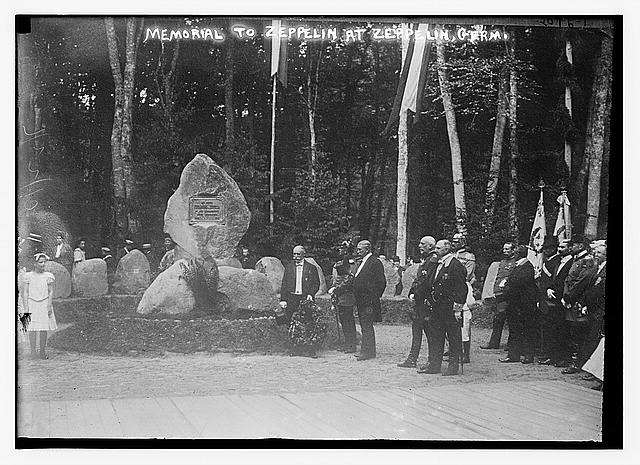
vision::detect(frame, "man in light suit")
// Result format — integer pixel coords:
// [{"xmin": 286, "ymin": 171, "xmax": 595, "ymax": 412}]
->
[
  {"xmin": 352, "ymin": 240, "xmax": 386, "ymax": 361},
  {"xmin": 278, "ymin": 245, "xmax": 320, "ymax": 327}
]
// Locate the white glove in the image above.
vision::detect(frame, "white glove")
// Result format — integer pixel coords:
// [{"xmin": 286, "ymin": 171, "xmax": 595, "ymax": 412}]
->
[
  {"xmin": 546, "ymin": 289, "xmax": 555, "ymax": 299},
  {"xmin": 306, "ymin": 294, "xmax": 313, "ymax": 301},
  {"xmin": 279, "ymin": 301, "xmax": 287, "ymax": 309},
  {"xmin": 328, "ymin": 287, "xmax": 335, "ymax": 295},
  {"xmin": 498, "ymin": 279, "xmax": 507, "ymax": 288},
  {"xmin": 409, "ymin": 293, "xmax": 415, "ymax": 302}
]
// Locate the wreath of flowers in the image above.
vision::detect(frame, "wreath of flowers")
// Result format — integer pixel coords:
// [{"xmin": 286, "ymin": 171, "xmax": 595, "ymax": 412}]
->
[{"xmin": 288, "ymin": 299, "xmax": 327, "ymax": 349}]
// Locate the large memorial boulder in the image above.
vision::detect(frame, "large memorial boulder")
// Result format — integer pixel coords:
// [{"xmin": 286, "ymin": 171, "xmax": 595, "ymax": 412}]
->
[
  {"xmin": 382, "ymin": 260, "xmax": 402, "ymax": 296},
  {"xmin": 72, "ymin": 258, "xmax": 108, "ymax": 297},
  {"xmin": 401, "ymin": 263, "xmax": 419, "ymax": 297},
  {"xmin": 255, "ymin": 256, "xmax": 285, "ymax": 293},
  {"xmin": 216, "ymin": 257, "xmax": 242, "ymax": 268},
  {"xmin": 137, "ymin": 260, "xmax": 195, "ymax": 315},
  {"xmin": 304, "ymin": 257, "xmax": 327, "ymax": 296},
  {"xmin": 217, "ymin": 266, "xmax": 278, "ymax": 314},
  {"xmin": 164, "ymin": 153, "xmax": 251, "ymax": 261},
  {"xmin": 45, "ymin": 261, "xmax": 72, "ymax": 298},
  {"xmin": 112, "ymin": 249, "xmax": 151, "ymax": 294}
]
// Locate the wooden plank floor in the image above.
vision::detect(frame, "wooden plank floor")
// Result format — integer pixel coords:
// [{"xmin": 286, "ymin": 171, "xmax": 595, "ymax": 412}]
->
[{"xmin": 16, "ymin": 380, "xmax": 602, "ymax": 441}]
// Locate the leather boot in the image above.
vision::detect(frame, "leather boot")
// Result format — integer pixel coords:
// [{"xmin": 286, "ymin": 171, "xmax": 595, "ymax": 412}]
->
[
  {"xmin": 442, "ymin": 363, "xmax": 459, "ymax": 376},
  {"xmin": 397, "ymin": 356, "xmax": 417, "ymax": 368},
  {"xmin": 462, "ymin": 341, "xmax": 470, "ymax": 364}
]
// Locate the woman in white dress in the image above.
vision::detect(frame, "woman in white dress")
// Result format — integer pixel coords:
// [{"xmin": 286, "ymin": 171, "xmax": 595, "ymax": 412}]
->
[{"xmin": 22, "ymin": 253, "xmax": 57, "ymax": 359}]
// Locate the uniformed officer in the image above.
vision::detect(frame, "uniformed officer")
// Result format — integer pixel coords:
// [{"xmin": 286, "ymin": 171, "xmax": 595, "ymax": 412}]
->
[{"xmin": 397, "ymin": 236, "xmax": 438, "ymax": 369}]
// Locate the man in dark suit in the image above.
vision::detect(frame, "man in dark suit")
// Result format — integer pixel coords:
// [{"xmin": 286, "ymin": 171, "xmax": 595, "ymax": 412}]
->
[
  {"xmin": 561, "ymin": 237, "xmax": 597, "ymax": 374},
  {"xmin": 581, "ymin": 242, "xmax": 606, "ymax": 376},
  {"xmin": 278, "ymin": 245, "xmax": 320, "ymax": 326},
  {"xmin": 538, "ymin": 239, "xmax": 574, "ymax": 367},
  {"xmin": 419, "ymin": 239, "xmax": 467, "ymax": 376},
  {"xmin": 397, "ymin": 235, "xmax": 437, "ymax": 368},
  {"xmin": 499, "ymin": 245, "xmax": 538, "ymax": 364},
  {"xmin": 352, "ymin": 240, "xmax": 386, "ymax": 361}
]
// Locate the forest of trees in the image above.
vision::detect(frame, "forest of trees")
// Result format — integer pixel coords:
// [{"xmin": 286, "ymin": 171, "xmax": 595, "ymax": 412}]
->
[{"xmin": 16, "ymin": 16, "xmax": 616, "ymax": 274}]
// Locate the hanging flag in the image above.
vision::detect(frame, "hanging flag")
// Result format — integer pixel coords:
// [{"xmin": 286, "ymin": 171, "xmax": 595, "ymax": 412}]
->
[
  {"xmin": 382, "ymin": 24, "xmax": 432, "ymax": 136},
  {"xmin": 269, "ymin": 19, "xmax": 288, "ymax": 87},
  {"xmin": 553, "ymin": 191, "xmax": 572, "ymax": 241},
  {"xmin": 528, "ymin": 189, "xmax": 547, "ymax": 275}
]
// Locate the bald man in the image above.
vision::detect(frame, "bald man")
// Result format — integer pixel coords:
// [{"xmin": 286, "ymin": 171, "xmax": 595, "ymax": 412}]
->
[
  {"xmin": 420, "ymin": 239, "xmax": 467, "ymax": 376},
  {"xmin": 352, "ymin": 240, "xmax": 387, "ymax": 360},
  {"xmin": 398, "ymin": 236, "xmax": 438, "ymax": 368},
  {"xmin": 278, "ymin": 245, "xmax": 320, "ymax": 327}
]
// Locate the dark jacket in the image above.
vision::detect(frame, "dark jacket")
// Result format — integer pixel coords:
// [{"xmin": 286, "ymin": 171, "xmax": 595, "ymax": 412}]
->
[
  {"xmin": 504, "ymin": 259, "xmax": 537, "ymax": 315},
  {"xmin": 280, "ymin": 260, "xmax": 320, "ymax": 303},
  {"xmin": 428, "ymin": 256, "xmax": 467, "ymax": 315},
  {"xmin": 353, "ymin": 255, "xmax": 386, "ymax": 322},
  {"xmin": 563, "ymin": 251, "xmax": 596, "ymax": 305},
  {"xmin": 331, "ymin": 257, "xmax": 356, "ymax": 307},
  {"xmin": 541, "ymin": 254, "xmax": 574, "ymax": 306},
  {"xmin": 583, "ymin": 263, "xmax": 606, "ymax": 322},
  {"xmin": 409, "ymin": 254, "xmax": 438, "ymax": 318}
]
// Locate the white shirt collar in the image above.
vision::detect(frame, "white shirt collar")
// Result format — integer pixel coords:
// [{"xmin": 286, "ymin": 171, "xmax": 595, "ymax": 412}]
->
[{"xmin": 438, "ymin": 253, "xmax": 454, "ymax": 266}]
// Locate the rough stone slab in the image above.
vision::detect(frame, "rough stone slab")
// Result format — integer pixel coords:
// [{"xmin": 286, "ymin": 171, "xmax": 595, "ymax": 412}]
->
[
  {"xmin": 401, "ymin": 263, "xmax": 418, "ymax": 297},
  {"xmin": 44, "ymin": 261, "xmax": 71, "ymax": 298},
  {"xmin": 255, "ymin": 257, "xmax": 285, "ymax": 293},
  {"xmin": 137, "ymin": 260, "xmax": 195, "ymax": 315},
  {"xmin": 112, "ymin": 250, "xmax": 150, "ymax": 295},
  {"xmin": 217, "ymin": 266, "xmax": 278, "ymax": 315},
  {"xmin": 382, "ymin": 260, "xmax": 402, "ymax": 296},
  {"xmin": 72, "ymin": 259, "xmax": 108, "ymax": 297},
  {"xmin": 216, "ymin": 257, "xmax": 242, "ymax": 268},
  {"xmin": 164, "ymin": 153, "xmax": 251, "ymax": 261}
]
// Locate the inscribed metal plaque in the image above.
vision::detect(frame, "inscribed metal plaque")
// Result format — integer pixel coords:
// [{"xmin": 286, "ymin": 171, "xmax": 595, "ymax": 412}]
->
[{"xmin": 189, "ymin": 196, "xmax": 226, "ymax": 224}]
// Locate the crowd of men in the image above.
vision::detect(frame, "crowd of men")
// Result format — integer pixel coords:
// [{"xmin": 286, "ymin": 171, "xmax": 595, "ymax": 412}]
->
[{"xmin": 274, "ymin": 232, "xmax": 607, "ymax": 388}]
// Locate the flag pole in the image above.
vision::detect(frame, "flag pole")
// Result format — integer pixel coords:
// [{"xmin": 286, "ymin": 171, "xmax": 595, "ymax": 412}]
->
[{"xmin": 270, "ymin": 74, "xmax": 277, "ymax": 224}]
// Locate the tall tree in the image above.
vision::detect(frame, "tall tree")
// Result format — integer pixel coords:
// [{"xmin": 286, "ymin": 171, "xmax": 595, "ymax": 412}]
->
[
  {"xmin": 435, "ymin": 34, "xmax": 467, "ymax": 234},
  {"xmin": 583, "ymin": 33, "xmax": 613, "ymax": 239},
  {"xmin": 224, "ymin": 23, "xmax": 235, "ymax": 147},
  {"xmin": 154, "ymin": 40, "xmax": 180, "ymax": 138},
  {"xmin": 105, "ymin": 17, "xmax": 144, "ymax": 238},
  {"xmin": 507, "ymin": 35, "xmax": 520, "ymax": 239},
  {"xmin": 483, "ymin": 66, "xmax": 509, "ymax": 235},
  {"xmin": 396, "ymin": 23, "xmax": 410, "ymax": 264}
]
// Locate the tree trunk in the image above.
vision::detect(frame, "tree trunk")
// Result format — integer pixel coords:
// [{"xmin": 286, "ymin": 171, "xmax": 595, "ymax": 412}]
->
[
  {"xmin": 436, "ymin": 36, "xmax": 467, "ymax": 235},
  {"xmin": 483, "ymin": 67, "xmax": 509, "ymax": 236},
  {"xmin": 396, "ymin": 23, "xmax": 409, "ymax": 265},
  {"xmin": 507, "ymin": 36, "xmax": 520, "ymax": 240},
  {"xmin": 105, "ymin": 17, "xmax": 142, "ymax": 238},
  {"xmin": 224, "ymin": 27, "xmax": 235, "ymax": 147},
  {"xmin": 583, "ymin": 34, "xmax": 613, "ymax": 239}
]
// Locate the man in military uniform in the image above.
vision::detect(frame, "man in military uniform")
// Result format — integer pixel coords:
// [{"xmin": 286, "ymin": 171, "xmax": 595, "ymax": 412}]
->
[
  {"xmin": 452, "ymin": 232, "xmax": 476, "ymax": 363},
  {"xmin": 561, "ymin": 237, "xmax": 597, "ymax": 374},
  {"xmin": 480, "ymin": 242, "xmax": 518, "ymax": 349},
  {"xmin": 538, "ymin": 239, "xmax": 574, "ymax": 366},
  {"xmin": 328, "ymin": 240, "xmax": 357, "ymax": 353},
  {"xmin": 419, "ymin": 239, "xmax": 467, "ymax": 376},
  {"xmin": 397, "ymin": 236, "xmax": 437, "ymax": 369}
]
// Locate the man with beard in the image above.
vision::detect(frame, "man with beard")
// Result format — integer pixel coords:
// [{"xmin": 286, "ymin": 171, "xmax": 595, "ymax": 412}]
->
[
  {"xmin": 480, "ymin": 242, "xmax": 518, "ymax": 349},
  {"xmin": 561, "ymin": 237, "xmax": 597, "ymax": 374},
  {"xmin": 580, "ymin": 242, "xmax": 606, "ymax": 385},
  {"xmin": 499, "ymin": 245, "xmax": 537, "ymax": 364},
  {"xmin": 397, "ymin": 236, "xmax": 437, "ymax": 369},
  {"xmin": 538, "ymin": 239, "xmax": 574, "ymax": 367},
  {"xmin": 278, "ymin": 245, "xmax": 322, "ymax": 357},
  {"xmin": 352, "ymin": 240, "xmax": 386, "ymax": 361},
  {"xmin": 419, "ymin": 239, "xmax": 467, "ymax": 376}
]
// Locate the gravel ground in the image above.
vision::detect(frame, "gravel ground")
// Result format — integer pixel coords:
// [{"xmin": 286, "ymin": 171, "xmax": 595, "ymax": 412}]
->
[{"xmin": 16, "ymin": 324, "xmax": 598, "ymax": 402}]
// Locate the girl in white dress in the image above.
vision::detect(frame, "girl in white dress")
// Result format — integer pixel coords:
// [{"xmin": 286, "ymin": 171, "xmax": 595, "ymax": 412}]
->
[{"xmin": 22, "ymin": 253, "xmax": 57, "ymax": 359}]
